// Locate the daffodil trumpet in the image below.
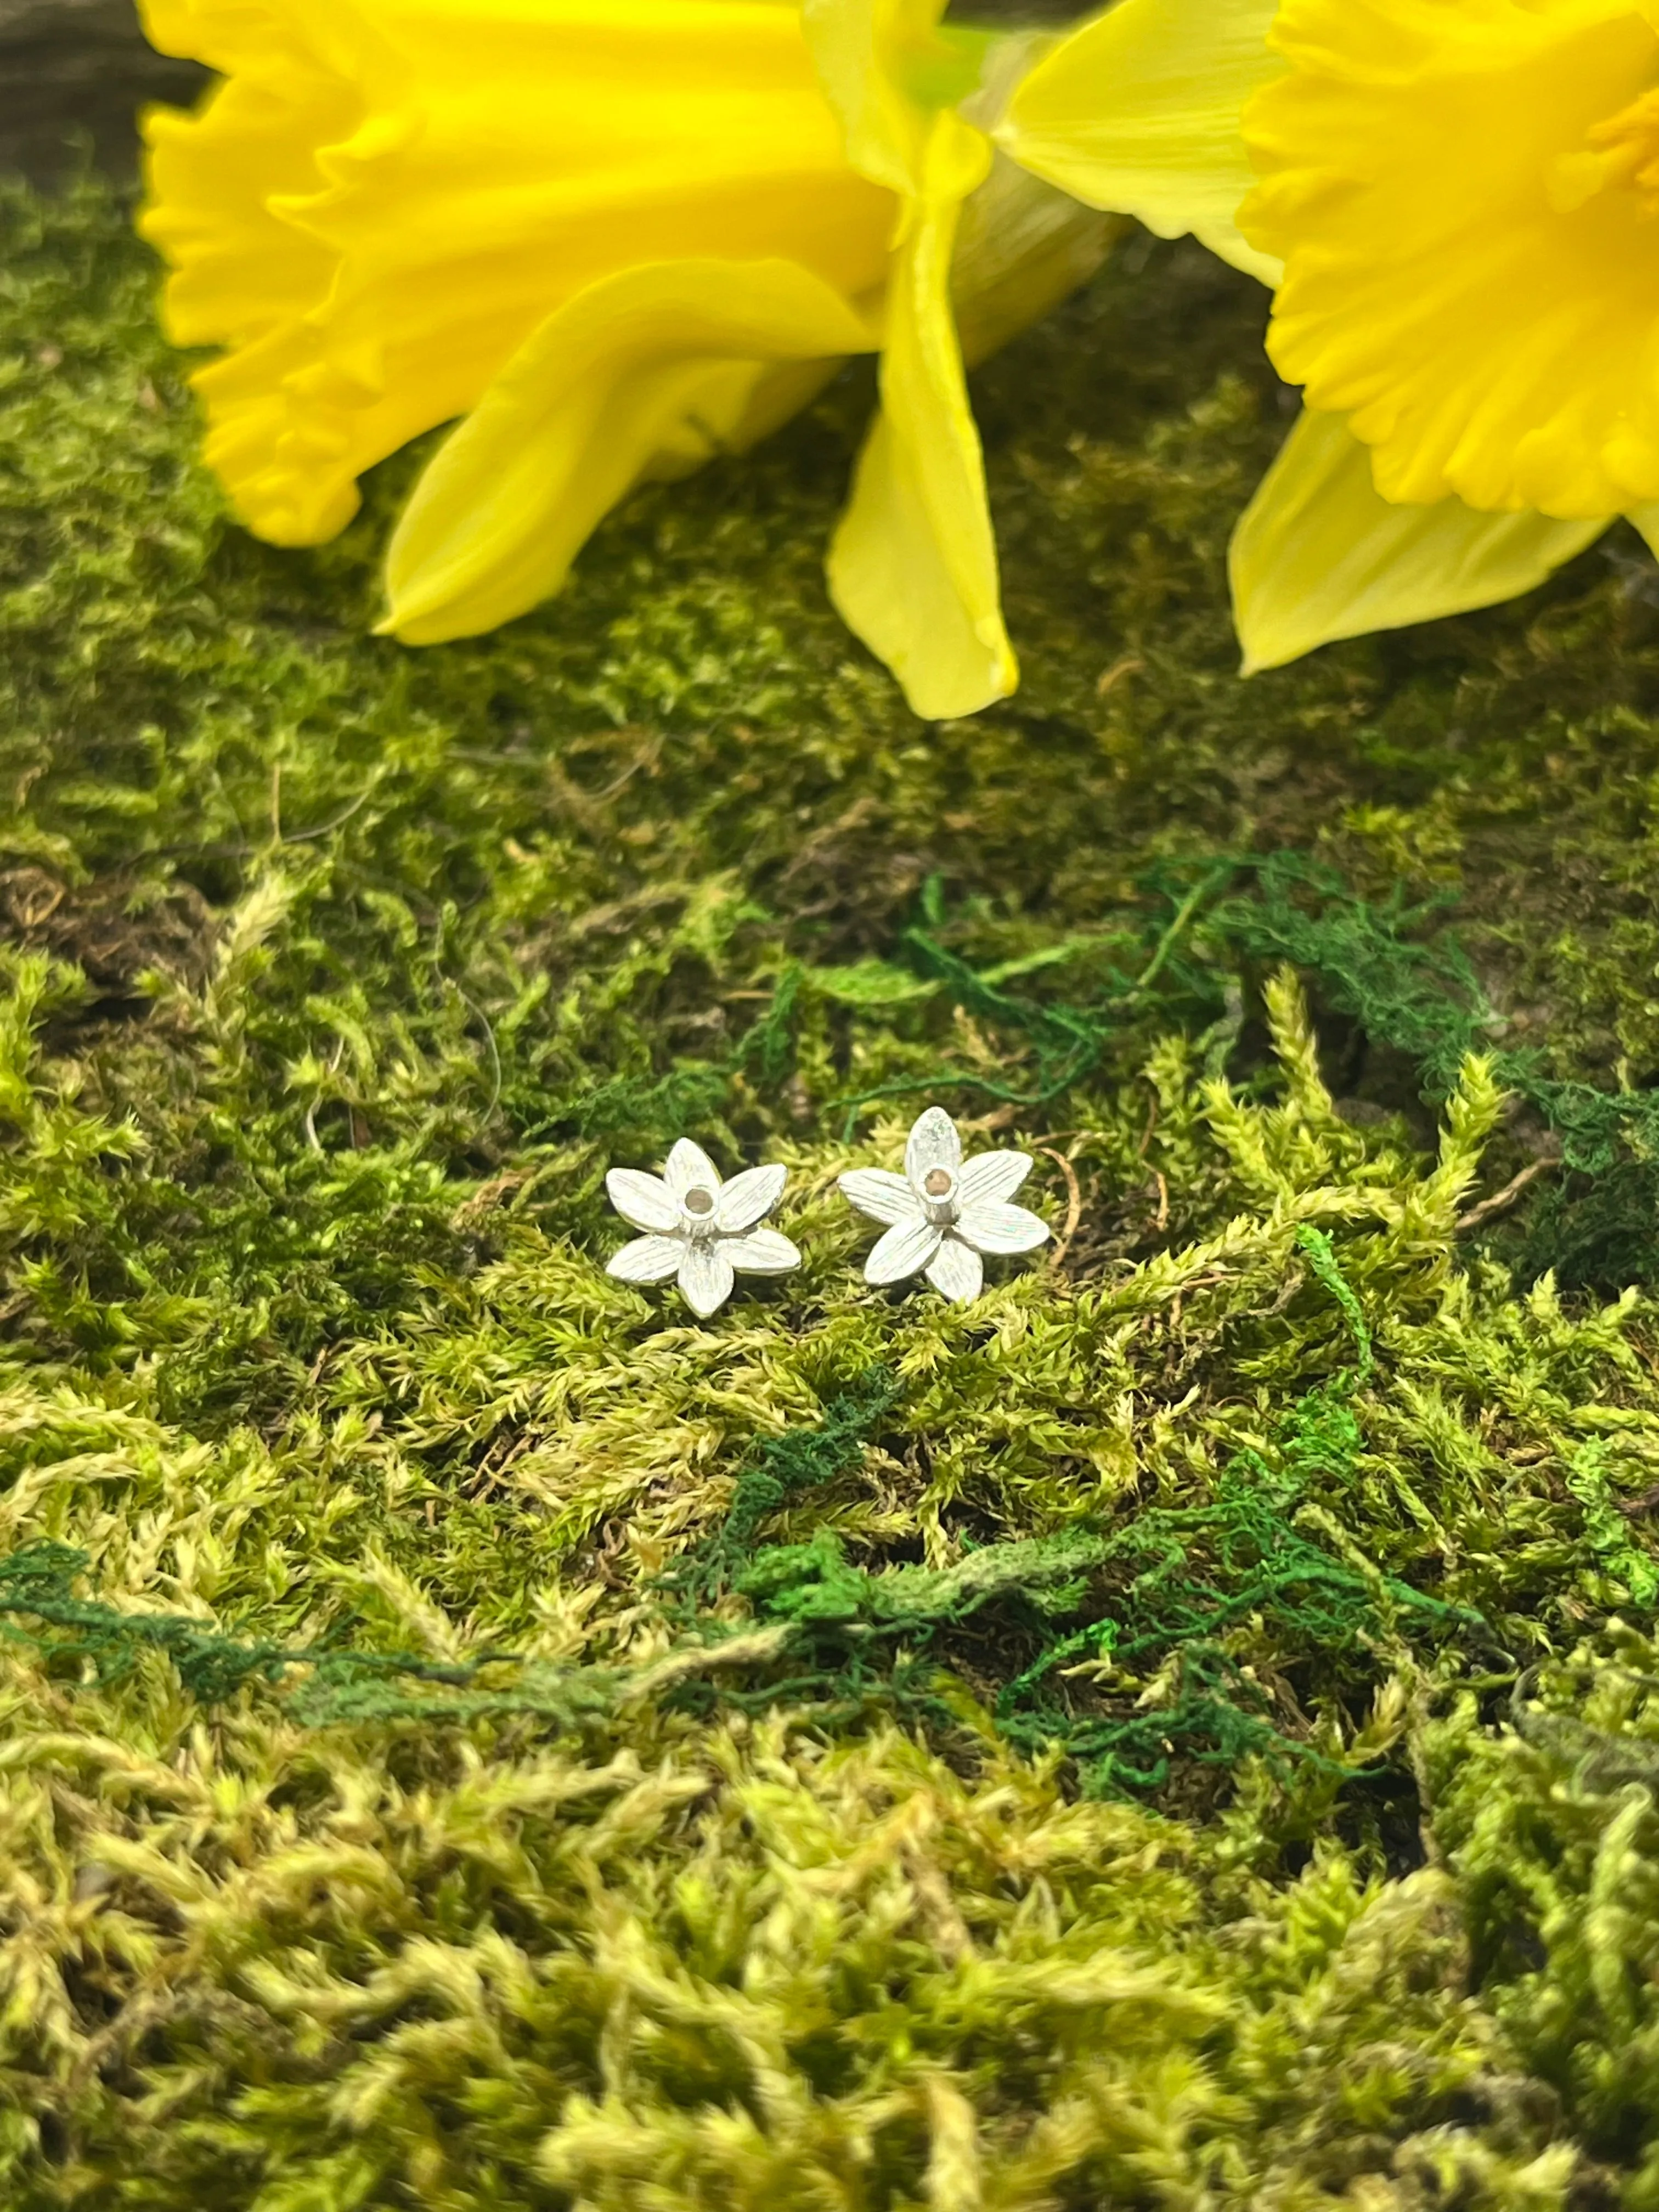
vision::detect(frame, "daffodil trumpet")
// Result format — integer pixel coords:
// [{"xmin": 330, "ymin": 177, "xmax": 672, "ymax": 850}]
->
[
  {"xmin": 997, "ymin": 0, "xmax": 1659, "ymax": 672},
  {"xmin": 137, "ymin": 0, "xmax": 1114, "ymax": 721}
]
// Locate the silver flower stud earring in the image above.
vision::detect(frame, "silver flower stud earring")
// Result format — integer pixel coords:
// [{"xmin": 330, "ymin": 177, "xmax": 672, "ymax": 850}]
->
[
  {"xmin": 839, "ymin": 1105, "xmax": 1049, "ymax": 1302},
  {"xmin": 606, "ymin": 1139, "xmax": 800, "ymax": 1317}
]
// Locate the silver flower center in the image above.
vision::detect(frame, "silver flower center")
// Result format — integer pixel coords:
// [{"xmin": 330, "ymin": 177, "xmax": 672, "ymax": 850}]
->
[
  {"xmin": 683, "ymin": 1184, "xmax": 716, "ymax": 1224},
  {"xmin": 921, "ymin": 1166, "xmax": 957, "ymax": 1225}
]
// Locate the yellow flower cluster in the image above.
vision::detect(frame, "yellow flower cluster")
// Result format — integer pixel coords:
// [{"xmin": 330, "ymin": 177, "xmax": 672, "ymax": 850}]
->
[
  {"xmin": 1013, "ymin": 0, "xmax": 1659, "ymax": 670},
  {"xmin": 137, "ymin": 0, "xmax": 1659, "ymax": 715}
]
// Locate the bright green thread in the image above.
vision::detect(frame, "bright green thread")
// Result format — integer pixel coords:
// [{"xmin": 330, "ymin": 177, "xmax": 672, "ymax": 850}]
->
[{"xmin": 1296, "ymin": 1223, "xmax": 1375, "ymax": 1385}]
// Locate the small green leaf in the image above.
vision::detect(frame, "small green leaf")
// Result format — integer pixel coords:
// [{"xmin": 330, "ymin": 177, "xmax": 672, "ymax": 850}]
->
[{"xmin": 806, "ymin": 960, "xmax": 940, "ymax": 1009}]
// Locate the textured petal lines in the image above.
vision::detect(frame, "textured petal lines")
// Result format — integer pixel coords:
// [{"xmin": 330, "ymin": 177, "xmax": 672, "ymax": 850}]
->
[
  {"xmin": 1000, "ymin": 0, "xmax": 1283, "ymax": 284},
  {"xmin": 925, "ymin": 1235, "xmax": 984, "ymax": 1302},
  {"xmin": 606, "ymin": 1168, "xmax": 680, "ymax": 1234},
  {"xmin": 138, "ymin": 0, "xmax": 892, "ymax": 557},
  {"xmin": 947, "ymin": 160, "xmax": 1121, "ymax": 373},
  {"xmin": 662, "ymin": 1139, "xmax": 724, "ymax": 1204},
  {"xmin": 607, "ymin": 1234, "xmax": 685, "ymax": 1285},
  {"xmin": 678, "ymin": 1242, "xmax": 737, "ymax": 1318},
  {"xmin": 137, "ymin": 11, "xmax": 379, "ymax": 542},
  {"xmin": 1241, "ymin": 0, "xmax": 1659, "ymax": 516},
  {"xmin": 957, "ymin": 1200, "xmax": 1049, "ymax": 1255},
  {"xmin": 838, "ymin": 1169, "xmax": 924, "ymax": 1226},
  {"xmin": 139, "ymin": 0, "xmax": 294, "ymax": 75},
  {"xmin": 383, "ymin": 259, "xmax": 877, "ymax": 642},
  {"xmin": 1230, "ymin": 409, "xmax": 1609, "ymax": 670},
  {"xmin": 722, "ymin": 1228, "xmax": 802, "ymax": 1276},
  {"xmin": 803, "ymin": 0, "xmax": 953, "ymax": 198},
  {"xmin": 904, "ymin": 1105, "xmax": 962, "ymax": 1190},
  {"xmin": 825, "ymin": 112, "xmax": 1015, "ymax": 720},
  {"xmin": 138, "ymin": 1, "xmax": 449, "ymax": 544},
  {"xmin": 865, "ymin": 1217, "xmax": 943, "ymax": 1285},
  {"xmin": 957, "ymin": 1150, "xmax": 1032, "ymax": 1206},
  {"xmin": 716, "ymin": 1163, "xmax": 789, "ymax": 1233},
  {"xmin": 139, "ymin": 77, "xmax": 357, "ymax": 349}
]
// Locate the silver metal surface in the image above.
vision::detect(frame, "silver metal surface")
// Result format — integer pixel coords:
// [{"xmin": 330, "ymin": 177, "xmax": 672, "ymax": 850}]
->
[
  {"xmin": 606, "ymin": 1139, "xmax": 799, "ymax": 1317},
  {"xmin": 838, "ymin": 1107, "xmax": 1049, "ymax": 1302}
]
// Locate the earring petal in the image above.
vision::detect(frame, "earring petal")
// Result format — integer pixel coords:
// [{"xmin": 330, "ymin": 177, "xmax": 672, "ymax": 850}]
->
[
  {"xmin": 957, "ymin": 1150, "xmax": 1032, "ymax": 1206},
  {"xmin": 663, "ymin": 1138, "xmax": 723, "ymax": 1202},
  {"xmin": 606, "ymin": 1168, "xmax": 680, "ymax": 1234},
  {"xmin": 716, "ymin": 1162, "xmax": 789, "ymax": 1233},
  {"xmin": 607, "ymin": 1234, "xmax": 685, "ymax": 1285},
  {"xmin": 904, "ymin": 1105, "xmax": 962, "ymax": 1192},
  {"xmin": 957, "ymin": 1199, "xmax": 1049, "ymax": 1255},
  {"xmin": 924, "ymin": 1235, "xmax": 983, "ymax": 1304},
  {"xmin": 723, "ymin": 1227, "xmax": 802, "ymax": 1276},
  {"xmin": 839, "ymin": 1166, "xmax": 925, "ymax": 1225},
  {"xmin": 678, "ymin": 1242, "xmax": 737, "ymax": 1317},
  {"xmin": 865, "ymin": 1216, "xmax": 943, "ymax": 1285}
]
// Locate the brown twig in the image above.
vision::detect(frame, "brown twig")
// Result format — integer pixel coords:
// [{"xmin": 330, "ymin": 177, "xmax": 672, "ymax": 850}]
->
[
  {"xmin": 1456, "ymin": 1155, "xmax": 1559, "ymax": 1233},
  {"xmin": 1036, "ymin": 1146, "xmax": 1084, "ymax": 1269},
  {"xmin": 1095, "ymin": 655, "xmax": 1143, "ymax": 698},
  {"xmin": 451, "ymin": 1168, "xmax": 537, "ymax": 1231}
]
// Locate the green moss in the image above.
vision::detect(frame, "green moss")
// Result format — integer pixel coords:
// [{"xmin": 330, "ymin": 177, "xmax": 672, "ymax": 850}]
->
[
  {"xmin": 5, "ymin": 171, "xmax": 1659, "ymax": 2203},
  {"xmin": 1430, "ymin": 1628, "xmax": 1659, "ymax": 2207}
]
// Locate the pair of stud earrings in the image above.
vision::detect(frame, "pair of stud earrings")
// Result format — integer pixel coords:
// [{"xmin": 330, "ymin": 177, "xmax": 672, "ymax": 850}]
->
[{"xmin": 605, "ymin": 1106, "xmax": 1050, "ymax": 1317}]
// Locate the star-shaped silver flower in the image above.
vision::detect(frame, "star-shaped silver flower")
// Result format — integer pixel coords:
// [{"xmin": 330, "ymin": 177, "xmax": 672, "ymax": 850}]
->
[
  {"xmin": 839, "ymin": 1107, "xmax": 1049, "ymax": 1302},
  {"xmin": 606, "ymin": 1139, "xmax": 800, "ymax": 1317}
]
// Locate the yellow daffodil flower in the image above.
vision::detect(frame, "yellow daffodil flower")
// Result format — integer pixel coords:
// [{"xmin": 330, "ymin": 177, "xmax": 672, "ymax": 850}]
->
[
  {"xmin": 998, "ymin": 0, "xmax": 1659, "ymax": 672},
  {"xmin": 137, "ymin": 0, "xmax": 1110, "ymax": 721}
]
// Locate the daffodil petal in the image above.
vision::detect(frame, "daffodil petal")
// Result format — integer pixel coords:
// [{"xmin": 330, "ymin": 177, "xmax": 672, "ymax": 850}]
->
[
  {"xmin": 998, "ymin": 0, "xmax": 1283, "ymax": 284},
  {"xmin": 1242, "ymin": 0, "xmax": 1659, "ymax": 516},
  {"xmin": 722, "ymin": 1228, "xmax": 802, "ymax": 1276},
  {"xmin": 803, "ymin": 0, "xmax": 1023, "ymax": 717},
  {"xmin": 828, "ymin": 115, "xmax": 1014, "ymax": 720},
  {"xmin": 839, "ymin": 1168, "xmax": 924, "ymax": 1226},
  {"xmin": 607, "ymin": 1235, "xmax": 685, "ymax": 1285},
  {"xmin": 605, "ymin": 1169, "xmax": 680, "ymax": 1235},
  {"xmin": 802, "ymin": 0, "xmax": 952, "ymax": 196},
  {"xmin": 138, "ymin": 1, "xmax": 382, "ymax": 544},
  {"xmin": 139, "ymin": 0, "xmax": 893, "ymax": 550},
  {"xmin": 1625, "ymin": 503, "xmax": 1659, "ymax": 561},
  {"xmin": 950, "ymin": 155, "xmax": 1122, "ymax": 371},
  {"xmin": 382, "ymin": 258, "xmax": 876, "ymax": 644},
  {"xmin": 925, "ymin": 1236, "xmax": 984, "ymax": 1303},
  {"xmin": 1230, "ymin": 409, "xmax": 1610, "ymax": 673}
]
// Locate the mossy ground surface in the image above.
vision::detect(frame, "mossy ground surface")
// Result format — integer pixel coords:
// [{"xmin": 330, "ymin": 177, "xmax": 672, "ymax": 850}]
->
[{"xmin": 7, "ymin": 176, "xmax": 1659, "ymax": 2208}]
